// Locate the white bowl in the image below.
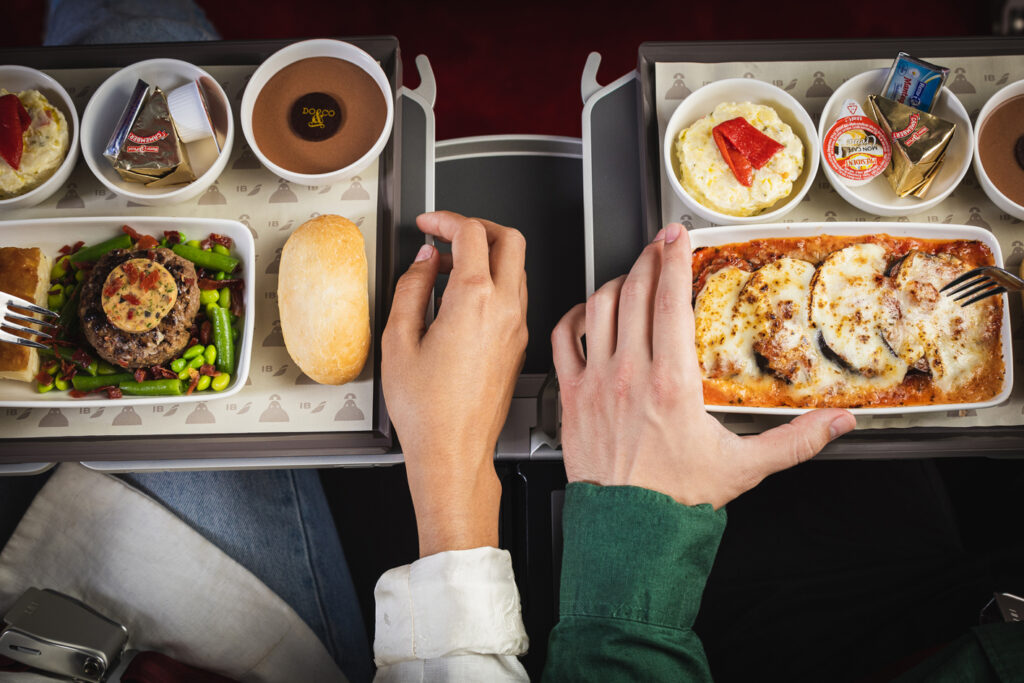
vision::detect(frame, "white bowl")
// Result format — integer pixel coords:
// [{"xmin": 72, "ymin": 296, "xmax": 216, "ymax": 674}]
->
[
  {"xmin": 240, "ymin": 39, "xmax": 394, "ymax": 186},
  {"xmin": 818, "ymin": 69, "xmax": 973, "ymax": 217},
  {"xmin": 662, "ymin": 78, "xmax": 819, "ymax": 225},
  {"xmin": 0, "ymin": 65, "xmax": 80, "ymax": 211},
  {"xmin": 973, "ymin": 78, "xmax": 1024, "ymax": 222},
  {"xmin": 80, "ymin": 59, "xmax": 234, "ymax": 206},
  {"xmin": 0, "ymin": 216, "xmax": 255, "ymax": 408}
]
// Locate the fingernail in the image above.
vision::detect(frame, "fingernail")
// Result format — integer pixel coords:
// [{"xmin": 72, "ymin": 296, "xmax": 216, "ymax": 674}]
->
[
  {"xmin": 652, "ymin": 228, "xmax": 666, "ymax": 243},
  {"xmin": 665, "ymin": 224, "xmax": 682, "ymax": 244},
  {"xmin": 829, "ymin": 414, "xmax": 856, "ymax": 440},
  {"xmin": 415, "ymin": 244, "xmax": 434, "ymax": 262}
]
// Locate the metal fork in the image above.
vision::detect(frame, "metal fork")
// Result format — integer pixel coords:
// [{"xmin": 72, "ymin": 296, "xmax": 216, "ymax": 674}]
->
[
  {"xmin": 940, "ymin": 266, "xmax": 1024, "ymax": 307},
  {"xmin": 1, "ymin": 292, "xmax": 59, "ymax": 350}
]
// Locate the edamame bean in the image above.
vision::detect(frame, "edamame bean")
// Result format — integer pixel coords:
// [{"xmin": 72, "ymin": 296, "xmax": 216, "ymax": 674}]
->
[
  {"xmin": 212, "ymin": 244, "xmax": 230, "ymax": 256},
  {"xmin": 209, "ymin": 306, "xmax": 235, "ymax": 375},
  {"xmin": 119, "ymin": 379, "xmax": 185, "ymax": 396},
  {"xmin": 204, "ymin": 344, "xmax": 216, "ymax": 365},
  {"xmin": 199, "ymin": 289, "xmax": 220, "ymax": 306},
  {"xmin": 214, "ymin": 271, "xmax": 226, "ymax": 281},
  {"xmin": 72, "ymin": 373, "xmax": 133, "ymax": 392},
  {"xmin": 196, "ymin": 375, "xmax": 212, "ymax": 392},
  {"xmin": 37, "ymin": 380, "xmax": 54, "ymax": 393},
  {"xmin": 187, "ymin": 355, "xmax": 204, "ymax": 370},
  {"xmin": 171, "ymin": 244, "xmax": 239, "ymax": 273},
  {"xmin": 97, "ymin": 361, "xmax": 120, "ymax": 375},
  {"xmin": 187, "ymin": 239, "xmax": 202, "ymax": 248},
  {"xmin": 54, "ymin": 377, "xmax": 69, "ymax": 391},
  {"xmin": 218, "ymin": 287, "xmax": 231, "ymax": 309},
  {"xmin": 47, "ymin": 290, "xmax": 65, "ymax": 310},
  {"xmin": 178, "ymin": 367, "xmax": 193, "ymax": 381},
  {"xmin": 51, "ymin": 256, "xmax": 69, "ymax": 280},
  {"xmin": 75, "ymin": 268, "xmax": 85, "ymax": 282},
  {"xmin": 170, "ymin": 358, "xmax": 187, "ymax": 373},
  {"xmin": 182, "ymin": 344, "xmax": 205, "ymax": 360},
  {"xmin": 211, "ymin": 372, "xmax": 230, "ymax": 392}
]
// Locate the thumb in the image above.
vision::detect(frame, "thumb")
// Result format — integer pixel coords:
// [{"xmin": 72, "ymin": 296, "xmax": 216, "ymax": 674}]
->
[
  {"xmin": 384, "ymin": 244, "xmax": 439, "ymax": 346},
  {"xmin": 743, "ymin": 409, "xmax": 856, "ymax": 478}
]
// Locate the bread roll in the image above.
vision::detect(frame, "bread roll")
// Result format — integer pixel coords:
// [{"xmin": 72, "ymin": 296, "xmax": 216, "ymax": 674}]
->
[
  {"xmin": 278, "ymin": 215, "xmax": 369, "ymax": 385},
  {"xmin": 0, "ymin": 247, "xmax": 50, "ymax": 383}
]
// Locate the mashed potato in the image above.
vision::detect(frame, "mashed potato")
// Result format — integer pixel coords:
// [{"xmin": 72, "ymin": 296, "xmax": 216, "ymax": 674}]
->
[
  {"xmin": 0, "ymin": 89, "xmax": 69, "ymax": 200},
  {"xmin": 675, "ymin": 102, "xmax": 803, "ymax": 217}
]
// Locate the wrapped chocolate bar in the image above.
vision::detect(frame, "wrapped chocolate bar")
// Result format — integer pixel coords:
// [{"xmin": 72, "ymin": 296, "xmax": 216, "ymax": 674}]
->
[
  {"xmin": 866, "ymin": 95, "xmax": 955, "ymax": 199},
  {"xmin": 103, "ymin": 79, "xmax": 196, "ymax": 187}
]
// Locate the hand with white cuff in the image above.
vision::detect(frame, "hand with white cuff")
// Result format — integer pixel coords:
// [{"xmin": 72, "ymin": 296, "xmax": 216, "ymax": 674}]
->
[
  {"xmin": 551, "ymin": 222, "xmax": 856, "ymax": 509},
  {"xmin": 381, "ymin": 210, "xmax": 528, "ymax": 557}
]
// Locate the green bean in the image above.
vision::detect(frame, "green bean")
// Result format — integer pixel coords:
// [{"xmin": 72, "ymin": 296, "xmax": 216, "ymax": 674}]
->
[
  {"xmin": 54, "ymin": 377, "xmax": 69, "ymax": 391},
  {"xmin": 209, "ymin": 305, "xmax": 235, "ymax": 375},
  {"xmin": 211, "ymin": 372, "xmax": 230, "ymax": 392},
  {"xmin": 119, "ymin": 379, "xmax": 184, "ymax": 396},
  {"xmin": 199, "ymin": 289, "xmax": 219, "ymax": 306},
  {"xmin": 68, "ymin": 234, "xmax": 133, "ymax": 263},
  {"xmin": 171, "ymin": 244, "xmax": 239, "ymax": 273},
  {"xmin": 50, "ymin": 345, "xmax": 98, "ymax": 375},
  {"xmin": 196, "ymin": 374, "xmax": 212, "ymax": 392},
  {"xmin": 170, "ymin": 358, "xmax": 187, "ymax": 373},
  {"xmin": 182, "ymin": 344, "xmax": 205, "ymax": 360},
  {"xmin": 212, "ymin": 244, "xmax": 230, "ymax": 256},
  {"xmin": 96, "ymin": 360, "xmax": 120, "ymax": 376},
  {"xmin": 187, "ymin": 354, "xmax": 204, "ymax": 370},
  {"xmin": 72, "ymin": 373, "xmax": 133, "ymax": 392},
  {"xmin": 204, "ymin": 344, "xmax": 216, "ymax": 365},
  {"xmin": 218, "ymin": 287, "xmax": 231, "ymax": 309},
  {"xmin": 57, "ymin": 289, "xmax": 80, "ymax": 341}
]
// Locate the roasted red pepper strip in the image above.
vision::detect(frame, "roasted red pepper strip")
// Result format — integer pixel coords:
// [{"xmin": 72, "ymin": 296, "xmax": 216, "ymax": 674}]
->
[
  {"xmin": 714, "ymin": 117, "xmax": 784, "ymax": 170},
  {"xmin": 712, "ymin": 127, "xmax": 753, "ymax": 187},
  {"xmin": 123, "ymin": 261, "xmax": 140, "ymax": 284},
  {"xmin": 123, "ymin": 293, "xmax": 141, "ymax": 306},
  {"xmin": 122, "ymin": 224, "xmax": 143, "ymax": 242},
  {"xmin": 209, "ymin": 233, "xmax": 232, "ymax": 249},
  {"xmin": 140, "ymin": 269, "xmax": 160, "ymax": 292},
  {"xmin": 0, "ymin": 94, "xmax": 25, "ymax": 170}
]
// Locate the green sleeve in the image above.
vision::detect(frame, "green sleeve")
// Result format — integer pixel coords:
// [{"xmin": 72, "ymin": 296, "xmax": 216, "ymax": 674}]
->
[{"xmin": 542, "ymin": 482, "xmax": 727, "ymax": 682}]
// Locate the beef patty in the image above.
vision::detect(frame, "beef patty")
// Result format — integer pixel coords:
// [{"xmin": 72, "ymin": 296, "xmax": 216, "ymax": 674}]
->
[{"xmin": 79, "ymin": 248, "xmax": 200, "ymax": 368}]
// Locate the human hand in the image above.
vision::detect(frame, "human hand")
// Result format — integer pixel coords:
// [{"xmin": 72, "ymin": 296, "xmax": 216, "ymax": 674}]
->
[
  {"xmin": 551, "ymin": 223, "xmax": 856, "ymax": 509},
  {"xmin": 382, "ymin": 211, "xmax": 528, "ymax": 556}
]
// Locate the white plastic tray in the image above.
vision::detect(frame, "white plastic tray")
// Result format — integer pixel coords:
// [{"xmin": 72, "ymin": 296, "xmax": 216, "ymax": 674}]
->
[{"xmin": 0, "ymin": 215, "xmax": 255, "ymax": 408}]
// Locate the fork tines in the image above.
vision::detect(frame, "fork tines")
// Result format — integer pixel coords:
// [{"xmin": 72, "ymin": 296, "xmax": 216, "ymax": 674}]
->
[
  {"xmin": 2, "ymin": 293, "xmax": 60, "ymax": 350},
  {"xmin": 940, "ymin": 267, "xmax": 1009, "ymax": 307}
]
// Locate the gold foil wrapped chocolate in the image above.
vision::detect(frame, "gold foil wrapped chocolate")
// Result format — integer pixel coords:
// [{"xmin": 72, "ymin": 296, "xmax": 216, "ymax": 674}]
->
[
  {"xmin": 865, "ymin": 95, "xmax": 955, "ymax": 199},
  {"xmin": 103, "ymin": 80, "xmax": 196, "ymax": 187}
]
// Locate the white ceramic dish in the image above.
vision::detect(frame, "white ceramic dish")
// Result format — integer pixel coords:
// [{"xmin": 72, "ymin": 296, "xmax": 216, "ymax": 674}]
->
[
  {"xmin": 663, "ymin": 78, "xmax": 819, "ymax": 225},
  {"xmin": 0, "ymin": 65, "xmax": 80, "ymax": 211},
  {"xmin": 973, "ymin": 78, "xmax": 1024, "ymax": 222},
  {"xmin": 240, "ymin": 38, "xmax": 394, "ymax": 186},
  {"xmin": 0, "ymin": 216, "xmax": 255, "ymax": 408},
  {"xmin": 818, "ymin": 69, "xmax": 973, "ymax": 216},
  {"xmin": 689, "ymin": 221, "xmax": 1013, "ymax": 416},
  {"xmin": 80, "ymin": 59, "xmax": 233, "ymax": 206}
]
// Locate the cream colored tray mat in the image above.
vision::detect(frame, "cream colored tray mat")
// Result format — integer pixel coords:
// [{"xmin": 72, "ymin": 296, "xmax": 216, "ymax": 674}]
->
[
  {"xmin": 0, "ymin": 65, "xmax": 378, "ymax": 438},
  {"xmin": 655, "ymin": 55, "xmax": 1024, "ymax": 434}
]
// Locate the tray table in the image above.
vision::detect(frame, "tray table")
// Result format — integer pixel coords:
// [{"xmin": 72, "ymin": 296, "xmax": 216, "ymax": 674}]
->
[
  {"xmin": 0, "ymin": 38, "xmax": 438, "ymax": 470},
  {"xmin": 579, "ymin": 37, "xmax": 1024, "ymax": 459}
]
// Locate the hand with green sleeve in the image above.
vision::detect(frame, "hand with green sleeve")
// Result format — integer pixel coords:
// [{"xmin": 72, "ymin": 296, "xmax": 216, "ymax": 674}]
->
[{"xmin": 543, "ymin": 223, "xmax": 856, "ymax": 682}]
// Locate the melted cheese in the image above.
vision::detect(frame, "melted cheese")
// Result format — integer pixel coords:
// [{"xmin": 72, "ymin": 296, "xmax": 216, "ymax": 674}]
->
[
  {"xmin": 886, "ymin": 251, "xmax": 997, "ymax": 393},
  {"xmin": 809, "ymin": 243, "xmax": 907, "ymax": 382},
  {"xmin": 695, "ymin": 267, "xmax": 756, "ymax": 378},
  {"xmin": 101, "ymin": 258, "xmax": 178, "ymax": 333}
]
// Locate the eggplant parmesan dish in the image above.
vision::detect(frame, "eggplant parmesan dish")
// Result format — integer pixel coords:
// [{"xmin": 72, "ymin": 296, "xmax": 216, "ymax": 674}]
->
[{"xmin": 692, "ymin": 235, "xmax": 1004, "ymax": 408}]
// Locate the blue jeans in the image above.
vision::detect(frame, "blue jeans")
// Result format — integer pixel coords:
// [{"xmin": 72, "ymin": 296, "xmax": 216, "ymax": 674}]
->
[
  {"xmin": 0, "ymin": 468, "xmax": 372, "ymax": 683},
  {"xmin": 45, "ymin": 0, "xmax": 220, "ymax": 45}
]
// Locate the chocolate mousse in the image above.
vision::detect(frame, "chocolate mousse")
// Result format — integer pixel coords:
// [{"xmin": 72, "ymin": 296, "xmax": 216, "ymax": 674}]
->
[
  {"xmin": 978, "ymin": 94, "xmax": 1024, "ymax": 207},
  {"xmin": 252, "ymin": 57, "xmax": 387, "ymax": 175}
]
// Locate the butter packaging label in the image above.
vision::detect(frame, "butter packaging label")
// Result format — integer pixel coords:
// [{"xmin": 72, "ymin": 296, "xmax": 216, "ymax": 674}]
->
[
  {"xmin": 866, "ymin": 95, "xmax": 955, "ymax": 198},
  {"xmin": 881, "ymin": 52, "xmax": 949, "ymax": 114}
]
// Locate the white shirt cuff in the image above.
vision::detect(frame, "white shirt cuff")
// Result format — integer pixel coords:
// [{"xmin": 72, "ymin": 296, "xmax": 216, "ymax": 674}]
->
[{"xmin": 373, "ymin": 546, "xmax": 529, "ymax": 666}]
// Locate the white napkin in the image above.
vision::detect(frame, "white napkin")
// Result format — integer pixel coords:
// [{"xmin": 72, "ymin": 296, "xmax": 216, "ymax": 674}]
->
[{"xmin": 0, "ymin": 463, "xmax": 345, "ymax": 683}]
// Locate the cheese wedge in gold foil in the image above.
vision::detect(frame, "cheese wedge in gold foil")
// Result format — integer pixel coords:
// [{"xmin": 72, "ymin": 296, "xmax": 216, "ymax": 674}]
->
[
  {"xmin": 865, "ymin": 95, "xmax": 955, "ymax": 199},
  {"xmin": 105, "ymin": 82, "xmax": 196, "ymax": 187}
]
